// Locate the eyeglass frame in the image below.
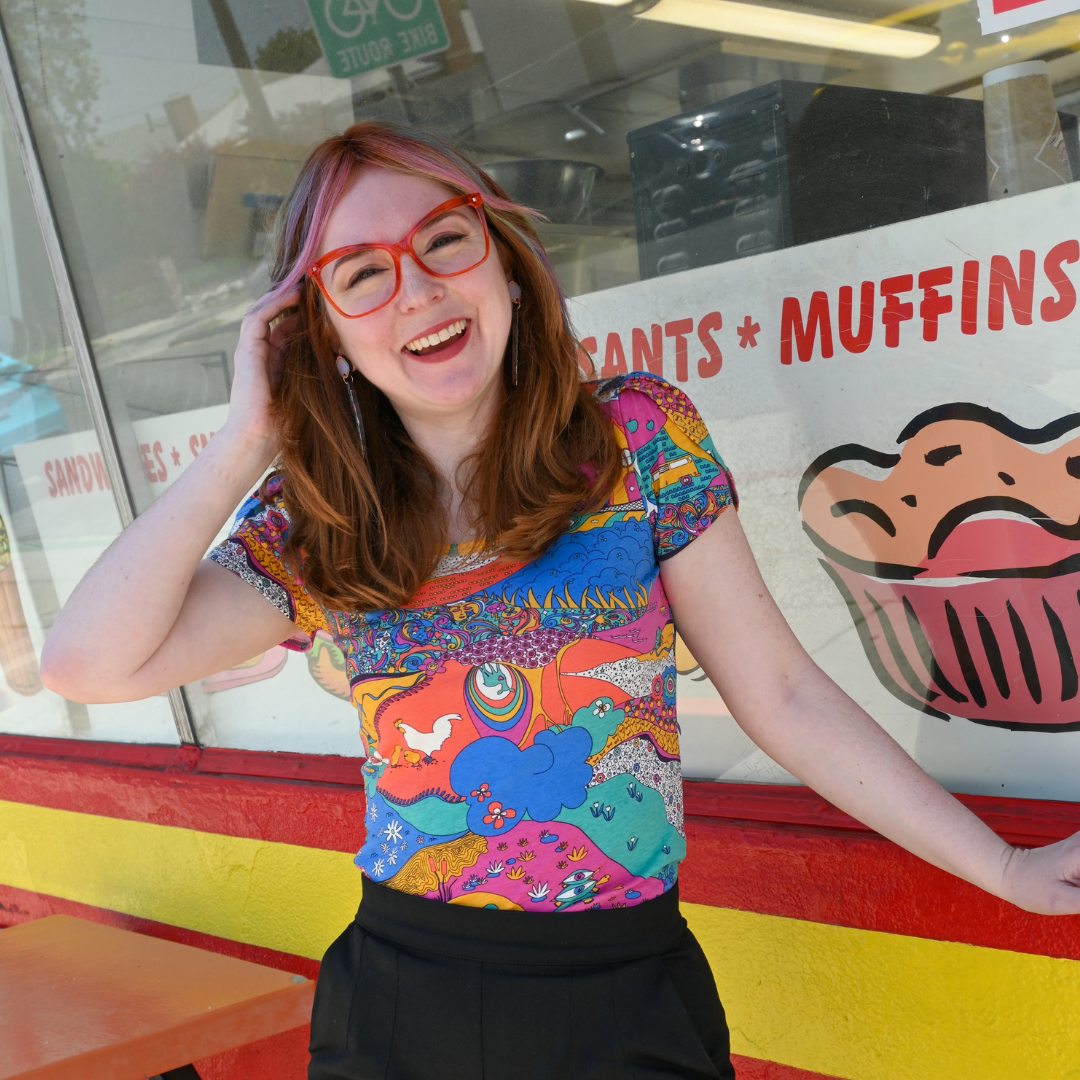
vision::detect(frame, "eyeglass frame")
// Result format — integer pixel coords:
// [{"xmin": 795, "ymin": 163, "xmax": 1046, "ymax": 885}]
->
[{"xmin": 306, "ymin": 192, "xmax": 492, "ymax": 320}]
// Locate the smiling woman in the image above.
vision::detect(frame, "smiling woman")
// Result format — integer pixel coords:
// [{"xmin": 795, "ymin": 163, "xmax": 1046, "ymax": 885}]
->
[
  {"xmin": 4, "ymin": 0, "xmax": 1080, "ymax": 1076},
  {"xmin": 260, "ymin": 124, "xmax": 622, "ymax": 614},
  {"xmin": 39, "ymin": 121, "xmax": 745, "ymax": 1080}
]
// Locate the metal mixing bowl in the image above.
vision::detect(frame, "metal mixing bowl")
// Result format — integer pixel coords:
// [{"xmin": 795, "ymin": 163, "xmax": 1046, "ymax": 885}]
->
[{"xmin": 480, "ymin": 159, "xmax": 605, "ymax": 225}]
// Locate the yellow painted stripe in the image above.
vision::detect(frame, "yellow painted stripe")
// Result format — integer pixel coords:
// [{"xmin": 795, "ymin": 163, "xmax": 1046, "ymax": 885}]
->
[
  {"xmin": 685, "ymin": 903, "xmax": 1080, "ymax": 1080},
  {"xmin": 5, "ymin": 800, "xmax": 1080, "ymax": 1079},
  {"xmin": 0, "ymin": 799, "xmax": 361, "ymax": 960}
]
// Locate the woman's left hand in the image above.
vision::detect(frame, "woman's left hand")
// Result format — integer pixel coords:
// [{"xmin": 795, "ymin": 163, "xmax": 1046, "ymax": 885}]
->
[{"xmin": 999, "ymin": 834, "xmax": 1080, "ymax": 915}]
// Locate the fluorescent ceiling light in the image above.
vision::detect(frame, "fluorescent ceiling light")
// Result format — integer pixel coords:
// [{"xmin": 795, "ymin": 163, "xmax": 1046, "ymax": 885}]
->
[{"xmin": 637, "ymin": 0, "xmax": 939, "ymax": 58}]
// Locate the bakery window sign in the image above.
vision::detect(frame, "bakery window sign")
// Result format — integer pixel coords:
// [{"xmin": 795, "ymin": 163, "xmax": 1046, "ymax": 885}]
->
[{"xmin": 572, "ymin": 180, "xmax": 1080, "ymax": 741}]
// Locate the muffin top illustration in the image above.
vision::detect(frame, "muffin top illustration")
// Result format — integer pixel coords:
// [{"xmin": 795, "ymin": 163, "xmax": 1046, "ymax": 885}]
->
[{"xmin": 800, "ymin": 403, "xmax": 1080, "ymax": 579}]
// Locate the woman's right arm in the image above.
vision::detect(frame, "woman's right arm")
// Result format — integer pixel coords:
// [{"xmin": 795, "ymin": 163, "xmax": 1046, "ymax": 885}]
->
[{"xmin": 39, "ymin": 290, "xmax": 302, "ymax": 704}]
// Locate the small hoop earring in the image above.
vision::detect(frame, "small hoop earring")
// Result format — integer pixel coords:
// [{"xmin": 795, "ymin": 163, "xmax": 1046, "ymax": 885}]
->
[
  {"xmin": 508, "ymin": 281, "xmax": 522, "ymax": 386},
  {"xmin": 336, "ymin": 355, "xmax": 367, "ymax": 459}
]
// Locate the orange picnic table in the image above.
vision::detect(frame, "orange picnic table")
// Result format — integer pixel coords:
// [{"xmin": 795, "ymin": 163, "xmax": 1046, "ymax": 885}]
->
[{"xmin": 0, "ymin": 915, "xmax": 315, "ymax": 1080}]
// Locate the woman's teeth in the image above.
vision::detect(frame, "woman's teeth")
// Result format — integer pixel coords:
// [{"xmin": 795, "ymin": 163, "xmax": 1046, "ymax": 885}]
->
[{"xmin": 405, "ymin": 319, "xmax": 468, "ymax": 354}]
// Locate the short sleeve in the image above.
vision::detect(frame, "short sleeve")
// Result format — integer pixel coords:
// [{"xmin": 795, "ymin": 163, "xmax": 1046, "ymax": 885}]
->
[
  {"xmin": 207, "ymin": 476, "xmax": 329, "ymax": 650},
  {"xmin": 599, "ymin": 373, "xmax": 737, "ymax": 560}
]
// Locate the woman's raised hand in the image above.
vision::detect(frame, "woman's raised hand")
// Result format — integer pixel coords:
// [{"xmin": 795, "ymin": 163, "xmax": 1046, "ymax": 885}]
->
[{"xmin": 224, "ymin": 288, "xmax": 301, "ymax": 460}]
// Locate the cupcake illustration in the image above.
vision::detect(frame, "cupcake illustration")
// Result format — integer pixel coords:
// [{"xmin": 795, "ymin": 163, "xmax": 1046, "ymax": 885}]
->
[{"xmin": 800, "ymin": 403, "xmax": 1080, "ymax": 731}]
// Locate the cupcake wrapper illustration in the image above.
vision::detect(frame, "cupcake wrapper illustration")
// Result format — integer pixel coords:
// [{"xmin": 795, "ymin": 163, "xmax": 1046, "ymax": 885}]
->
[
  {"xmin": 801, "ymin": 403, "xmax": 1080, "ymax": 730},
  {"xmin": 822, "ymin": 559, "xmax": 1080, "ymax": 730}
]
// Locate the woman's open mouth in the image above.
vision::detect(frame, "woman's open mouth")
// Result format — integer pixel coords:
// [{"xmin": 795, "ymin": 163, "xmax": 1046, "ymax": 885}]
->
[{"xmin": 403, "ymin": 318, "xmax": 470, "ymax": 362}]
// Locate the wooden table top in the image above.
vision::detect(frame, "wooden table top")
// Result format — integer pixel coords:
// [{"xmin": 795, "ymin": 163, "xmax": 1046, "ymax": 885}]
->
[{"xmin": 0, "ymin": 915, "xmax": 314, "ymax": 1080}]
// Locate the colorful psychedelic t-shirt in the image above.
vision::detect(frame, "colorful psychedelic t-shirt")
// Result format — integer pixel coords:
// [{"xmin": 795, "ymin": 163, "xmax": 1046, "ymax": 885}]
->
[{"xmin": 208, "ymin": 373, "xmax": 736, "ymax": 912}]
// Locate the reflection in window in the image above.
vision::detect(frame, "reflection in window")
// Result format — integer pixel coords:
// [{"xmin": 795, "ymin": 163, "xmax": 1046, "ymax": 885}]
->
[
  {"xmin": 1, "ymin": 0, "xmax": 1077, "ymax": 755},
  {"xmin": 0, "ymin": 102, "xmax": 177, "ymax": 742}
]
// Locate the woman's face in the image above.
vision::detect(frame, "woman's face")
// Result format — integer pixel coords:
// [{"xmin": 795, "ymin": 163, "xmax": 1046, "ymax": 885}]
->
[{"xmin": 315, "ymin": 167, "xmax": 513, "ymax": 425}]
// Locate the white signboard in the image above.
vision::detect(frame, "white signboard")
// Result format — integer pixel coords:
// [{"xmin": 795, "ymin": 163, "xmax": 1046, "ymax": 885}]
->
[
  {"xmin": 13, "ymin": 429, "xmax": 124, "ymax": 609},
  {"xmin": 12, "ymin": 404, "xmax": 360, "ymax": 751},
  {"xmin": 13, "ymin": 405, "xmax": 230, "ymax": 606},
  {"xmin": 130, "ymin": 404, "xmax": 231, "ymax": 499},
  {"xmin": 572, "ymin": 183, "xmax": 1080, "ymax": 800},
  {"xmin": 12, "ymin": 407, "xmax": 233, "ymax": 743}
]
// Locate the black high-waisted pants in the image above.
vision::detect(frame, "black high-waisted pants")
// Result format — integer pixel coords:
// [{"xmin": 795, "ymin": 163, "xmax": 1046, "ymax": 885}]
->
[{"xmin": 309, "ymin": 880, "xmax": 736, "ymax": 1080}]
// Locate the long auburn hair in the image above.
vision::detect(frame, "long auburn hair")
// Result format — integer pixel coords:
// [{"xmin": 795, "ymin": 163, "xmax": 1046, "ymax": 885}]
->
[{"xmin": 263, "ymin": 122, "xmax": 622, "ymax": 614}]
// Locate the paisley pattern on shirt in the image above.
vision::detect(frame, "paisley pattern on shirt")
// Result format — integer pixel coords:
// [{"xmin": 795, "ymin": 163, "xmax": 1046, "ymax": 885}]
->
[{"xmin": 209, "ymin": 373, "xmax": 735, "ymax": 912}]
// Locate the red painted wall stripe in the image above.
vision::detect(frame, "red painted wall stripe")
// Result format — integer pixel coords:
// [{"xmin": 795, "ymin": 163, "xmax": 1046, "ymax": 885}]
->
[
  {"xmin": 0, "ymin": 749, "xmax": 366, "ymax": 853},
  {"xmin": 6, "ymin": 735, "xmax": 1080, "ymax": 962},
  {"xmin": 0, "ymin": 733, "xmax": 366, "ymax": 785},
  {"xmin": 731, "ymin": 1055, "xmax": 842, "ymax": 1080},
  {"xmin": 4, "ymin": 733, "xmax": 1079, "ymax": 847},
  {"xmin": 680, "ymin": 817, "xmax": 1080, "ymax": 962}
]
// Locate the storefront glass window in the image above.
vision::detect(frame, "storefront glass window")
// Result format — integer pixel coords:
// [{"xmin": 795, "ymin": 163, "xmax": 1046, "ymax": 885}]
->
[
  {"xmin": 0, "ymin": 102, "xmax": 177, "ymax": 743},
  {"xmin": 2, "ymin": 0, "xmax": 1078, "ymax": 791}
]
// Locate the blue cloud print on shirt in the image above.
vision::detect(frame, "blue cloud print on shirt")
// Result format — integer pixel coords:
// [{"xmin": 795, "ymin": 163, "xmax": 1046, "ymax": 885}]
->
[{"xmin": 449, "ymin": 727, "xmax": 593, "ymax": 837}]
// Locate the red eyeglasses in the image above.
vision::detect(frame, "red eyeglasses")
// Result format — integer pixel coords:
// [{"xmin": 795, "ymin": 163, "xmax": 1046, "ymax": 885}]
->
[{"xmin": 308, "ymin": 192, "xmax": 491, "ymax": 319}]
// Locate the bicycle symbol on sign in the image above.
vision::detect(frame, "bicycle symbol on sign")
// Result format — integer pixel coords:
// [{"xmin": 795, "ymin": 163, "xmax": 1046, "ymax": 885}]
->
[{"xmin": 325, "ymin": 0, "xmax": 423, "ymax": 38}]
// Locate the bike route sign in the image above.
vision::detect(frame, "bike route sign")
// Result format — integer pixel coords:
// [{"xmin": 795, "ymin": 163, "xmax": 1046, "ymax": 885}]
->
[{"xmin": 305, "ymin": 0, "xmax": 450, "ymax": 79}]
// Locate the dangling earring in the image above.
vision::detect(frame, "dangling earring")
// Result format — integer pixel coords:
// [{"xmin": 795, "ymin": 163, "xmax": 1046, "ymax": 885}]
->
[
  {"xmin": 336, "ymin": 355, "xmax": 367, "ymax": 459},
  {"xmin": 508, "ymin": 280, "xmax": 522, "ymax": 386}
]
